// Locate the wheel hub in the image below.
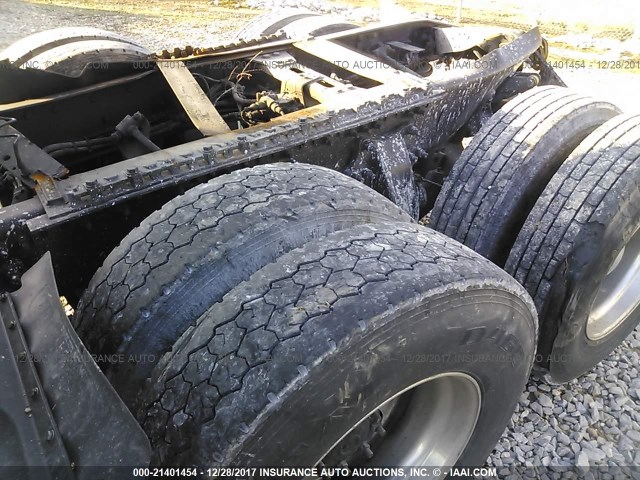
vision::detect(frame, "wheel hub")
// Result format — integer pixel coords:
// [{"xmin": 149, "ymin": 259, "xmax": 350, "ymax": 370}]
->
[
  {"xmin": 587, "ymin": 228, "xmax": 640, "ymax": 341},
  {"xmin": 317, "ymin": 372, "xmax": 482, "ymax": 479}
]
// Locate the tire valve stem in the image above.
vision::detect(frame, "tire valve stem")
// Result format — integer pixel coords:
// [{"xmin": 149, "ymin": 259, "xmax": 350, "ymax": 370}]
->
[{"xmin": 362, "ymin": 442, "xmax": 374, "ymax": 459}]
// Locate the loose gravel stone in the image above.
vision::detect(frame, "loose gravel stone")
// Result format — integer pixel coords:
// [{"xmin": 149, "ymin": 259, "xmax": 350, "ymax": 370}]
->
[
  {"xmin": 557, "ymin": 431, "xmax": 571, "ymax": 445},
  {"xmin": 538, "ymin": 394, "xmax": 554, "ymax": 408},
  {"xmin": 626, "ymin": 430, "xmax": 640, "ymax": 442},
  {"xmin": 577, "ymin": 450, "xmax": 589, "ymax": 466}
]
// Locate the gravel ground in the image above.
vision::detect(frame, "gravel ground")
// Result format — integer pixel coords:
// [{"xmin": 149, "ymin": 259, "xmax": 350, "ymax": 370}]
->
[
  {"xmin": 0, "ymin": 0, "xmax": 256, "ymax": 52},
  {"xmin": 2, "ymin": 0, "xmax": 640, "ymax": 475},
  {"xmin": 489, "ymin": 338, "xmax": 640, "ymax": 477}
]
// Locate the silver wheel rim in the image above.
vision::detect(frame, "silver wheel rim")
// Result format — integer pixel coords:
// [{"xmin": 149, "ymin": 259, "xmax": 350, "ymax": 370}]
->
[
  {"xmin": 317, "ymin": 372, "xmax": 482, "ymax": 479},
  {"xmin": 587, "ymin": 228, "xmax": 640, "ymax": 341}
]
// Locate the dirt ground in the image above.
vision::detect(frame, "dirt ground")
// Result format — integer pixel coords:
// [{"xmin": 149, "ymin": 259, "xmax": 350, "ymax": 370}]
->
[{"xmin": 1, "ymin": 0, "xmax": 639, "ymax": 112}]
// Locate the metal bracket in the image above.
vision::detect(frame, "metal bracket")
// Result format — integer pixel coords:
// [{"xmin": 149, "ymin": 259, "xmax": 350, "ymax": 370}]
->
[
  {"xmin": 256, "ymin": 51, "xmax": 351, "ymax": 105},
  {"xmin": 293, "ymin": 39, "xmax": 423, "ymax": 87},
  {"xmin": 366, "ymin": 131, "xmax": 423, "ymax": 219},
  {"xmin": 32, "ymin": 172, "xmax": 65, "ymax": 207},
  {"xmin": 531, "ymin": 51, "xmax": 566, "ymax": 87},
  {"xmin": 0, "ymin": 120, "xmax": 68, "ymax": 209},
  {"xmin": 157, "ymin": 60, "xmax": 230, "ymax": 136},
  {"xmin": 0, "ymin": 122, "xmax": 68, "ymax": 180}
]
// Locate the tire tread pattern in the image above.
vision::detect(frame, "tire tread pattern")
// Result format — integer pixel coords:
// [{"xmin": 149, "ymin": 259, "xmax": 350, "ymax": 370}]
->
[
  {"xmin": 75, "ymin": 163, "xmax": 409, "ymax": 358},
  {"xmin": 430, "ymin": 86, "xmax": 620, "ymax": 263},
  {"xmin": 139, "ymin": 222, "xmax": 537, "ymax": 466},
  {"xmin": 505, "ymin": 114, "xmax": 640, "ymax": 310}
]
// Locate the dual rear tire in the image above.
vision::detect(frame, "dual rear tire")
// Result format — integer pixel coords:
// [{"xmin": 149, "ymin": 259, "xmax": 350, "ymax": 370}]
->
[
  {"xmin": 75, "ymin": 163, "xmax": 537, "ymax": 471},
  {"xmin": 506, "ymin": 114, "xmax": 640, "ymax": 382},
  {"xmin": 431, "ymin": 86, "xmax": 640, "ymax": 382}
]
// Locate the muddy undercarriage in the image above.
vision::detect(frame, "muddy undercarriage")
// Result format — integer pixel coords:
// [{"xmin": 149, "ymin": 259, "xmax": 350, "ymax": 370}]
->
[{"xmin": 0, "ymin": 19, "xmax": 549, "ymax": 299}]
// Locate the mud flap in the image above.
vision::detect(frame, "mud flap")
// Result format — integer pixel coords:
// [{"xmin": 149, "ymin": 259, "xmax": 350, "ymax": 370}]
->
[{"xmin": 0, "ymin": 252, "xmax": 150, "ymax": 479}]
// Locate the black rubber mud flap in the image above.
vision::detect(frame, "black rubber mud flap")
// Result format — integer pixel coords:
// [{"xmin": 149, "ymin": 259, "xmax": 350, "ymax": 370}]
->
[{"xmin": 9, "ymin": 253, "xmax": 151, "ymax": 478}]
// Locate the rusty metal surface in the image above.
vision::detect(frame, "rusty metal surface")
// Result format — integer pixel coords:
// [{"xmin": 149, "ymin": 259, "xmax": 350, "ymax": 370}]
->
[
  {"xmin": 255, "ymin": 51, "xmax": 353, "ymax": 104},
  {"xmin": 18, "ymin": 27, "xmax": 542, "ymax": 231}
]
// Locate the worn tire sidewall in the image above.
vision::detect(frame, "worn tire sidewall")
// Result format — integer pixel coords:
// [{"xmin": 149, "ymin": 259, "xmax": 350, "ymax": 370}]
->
[
  {"xmin": 548, "ymin": 189, "xmax": 640, "ymax": 382},
  {"xmin": 219, "ymin": 288, "xmax": 536, "ymax": 468}
]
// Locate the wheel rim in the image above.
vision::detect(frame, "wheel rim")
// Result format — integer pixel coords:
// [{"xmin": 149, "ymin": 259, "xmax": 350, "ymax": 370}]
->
[
  {"xmin": 317, "ymin": 372, "xmax": 482, "ymax": 478},
  {"xmin": 587, "ymin": 228, "xmax": 640, "ymax": 341}
]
